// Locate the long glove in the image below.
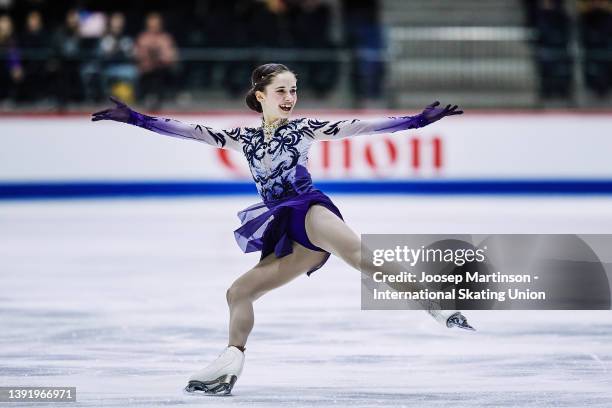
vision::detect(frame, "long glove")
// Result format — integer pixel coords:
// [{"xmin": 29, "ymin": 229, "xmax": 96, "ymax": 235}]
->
[
  {"xmin": 91, "ymin": 96, "xmax": 150, "ymax": 127},
  {"xmin": 419, "ymin": 101, "xmax": 463, "ymax": 125}
]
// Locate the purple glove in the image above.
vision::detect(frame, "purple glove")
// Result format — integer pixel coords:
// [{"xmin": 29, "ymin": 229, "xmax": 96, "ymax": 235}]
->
[
  {"xmin": 91, "ymin": 96, "xmax": 152, "ymax": 127},
  {"xmin": 419, "ymin": 101, "xmax": 463, "ymax": 124},
  {"xmin": 91, "ymin": 96, "xmax": 132, "ymax": 122},
  {"xmin": 373, "ymin": 101, "xmax": 463, "ymax": 133}
]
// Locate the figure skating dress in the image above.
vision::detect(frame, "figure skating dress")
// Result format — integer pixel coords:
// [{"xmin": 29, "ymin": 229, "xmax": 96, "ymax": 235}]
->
[{"xmin": 128, "ymin": 112, "xmax": 429, "ymax": 275}]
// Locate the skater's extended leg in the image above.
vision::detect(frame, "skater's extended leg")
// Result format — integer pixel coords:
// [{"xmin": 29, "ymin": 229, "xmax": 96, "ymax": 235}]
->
[
  {"xmin": 226, "ymin": 242, "xmax": 328, "ymax": 347},
  {"xmin": 304, "ymin": 204, "xmax": 474, "ymax": 329},
  {"xmin": 304, "ymin": 204, "xmax": 417, "ymax": 284}
]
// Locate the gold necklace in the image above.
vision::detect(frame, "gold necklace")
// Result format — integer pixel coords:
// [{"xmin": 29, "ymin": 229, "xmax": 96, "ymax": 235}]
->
[{"xmin": 262, "ymin": 118, "xmax": 288, "ymax": 140}]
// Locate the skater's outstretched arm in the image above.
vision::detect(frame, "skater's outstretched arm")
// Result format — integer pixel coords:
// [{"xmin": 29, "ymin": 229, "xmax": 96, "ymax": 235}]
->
[
  {"xmin": 307, "ymin": 101, "xmax": 463, "ymax": 141},
  {"xmin": 91, "ymin": 96, "xmax": 242, "ymax": 151}
]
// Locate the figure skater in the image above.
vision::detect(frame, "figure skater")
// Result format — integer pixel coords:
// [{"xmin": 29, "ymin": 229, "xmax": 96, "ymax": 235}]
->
[{"xmin": 91, "ymin": 63, "xmax": 473, "ymax": 396}]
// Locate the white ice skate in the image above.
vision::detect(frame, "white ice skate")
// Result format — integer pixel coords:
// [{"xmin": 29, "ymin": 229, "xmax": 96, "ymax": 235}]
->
[
  {"xmin": 446, "ymin": 312, "xmax": 476, "ymax": 331},
  {"xmin": 184, "ymin": 346, "xmax": 245, "ymax": 395},
  {"xmin": 424, "ymin": 300, "xmax": 475, "ymax": 331}
]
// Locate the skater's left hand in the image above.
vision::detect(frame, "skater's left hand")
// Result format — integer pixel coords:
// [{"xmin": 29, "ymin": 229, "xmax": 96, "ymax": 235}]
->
[{"xmin": 420, "ymin": 101, "xmax": 463, "ymax": 124}]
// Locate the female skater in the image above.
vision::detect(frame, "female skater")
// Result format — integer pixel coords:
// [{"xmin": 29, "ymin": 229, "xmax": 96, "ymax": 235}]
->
[{"xmin": 92, "ymin": 63, "xmax": 473, "ymax": 395}]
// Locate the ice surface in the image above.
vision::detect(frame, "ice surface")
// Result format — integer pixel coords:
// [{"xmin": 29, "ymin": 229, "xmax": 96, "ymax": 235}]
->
[{"xmin": 1, "ymin": 196, "xmax": 612, "ymax": 407}]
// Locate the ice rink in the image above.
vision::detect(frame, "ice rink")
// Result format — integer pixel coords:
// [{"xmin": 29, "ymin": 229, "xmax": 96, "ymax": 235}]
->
[{"xmin": 2, "ymin": 196, "xmax": 612, "ymax": 407}]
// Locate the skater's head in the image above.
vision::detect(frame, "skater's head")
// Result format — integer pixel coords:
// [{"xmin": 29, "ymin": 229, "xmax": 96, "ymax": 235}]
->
[{"xmin": 246, "ymin": 63, "xmax": 297, "ymax": 122}]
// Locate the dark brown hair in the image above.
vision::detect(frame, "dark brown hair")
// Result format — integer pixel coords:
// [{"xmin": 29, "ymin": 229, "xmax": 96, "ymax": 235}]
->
[{"xmin": 245, "ymin": 63, "xmax": 295, "ymax": 113}]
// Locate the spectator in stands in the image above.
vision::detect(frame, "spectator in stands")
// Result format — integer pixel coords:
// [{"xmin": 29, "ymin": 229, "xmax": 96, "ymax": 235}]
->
[
  {"xmin": 51, "ymin": 9, "xmax": 84, "ymax": 105},
  {"xmin": 222, "ymin": 0, "xmax": 256, "ymax": 95},
  {"xmin": 78, "ymin": 9, "xmax": 108, "ymax": 102},
  {"xmin": 219, "ymin": 0, "xmax": 295, "ymax": 97},
  {"xmin": 134, "ymin": 12, "xmax": 177, "ymax": 107},
  {"xmin": 291, "ymin": 0, "xmax": 338, "ymax": 97},
  {"xmin": 19, "ymin": 10, "xmax": 50, "ymax": 101},
  {"xmin": 579, "ymin": 0, "xmax": 612, "ymax": 97},
  {"xmin": 184, "ymin": 0, "xmax": 221, "ymax": 90},
  {"xmin": 188, "ymin": 0, "xmax": 249, "ymax": 93},
  {"xmin": 341, "ymin": 0, "xmax": 385, "ymax": 102},
  {"xmin": 99, "ymin": 12, "xmax": 136, "ymax": 101},
  {"xmin": 0, "ymin": 14, "xmax": 22, "ymax": 102},
  {"xmin": 11, "ymin": 0, "xmax": 57, "ymax": 31},
  {"xmin": 532, "ymin": 0, "xmax": 573, "ymax": 99},
  {"xmin": 250, "ymin": 0, "xmax": 294, "ymax": 49}
]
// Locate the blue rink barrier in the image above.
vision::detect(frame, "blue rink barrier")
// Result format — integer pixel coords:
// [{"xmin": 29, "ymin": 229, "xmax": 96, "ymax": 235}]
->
[{"xmin": 3, "ymin": 180, "xmax": 612, "ymax": 200}]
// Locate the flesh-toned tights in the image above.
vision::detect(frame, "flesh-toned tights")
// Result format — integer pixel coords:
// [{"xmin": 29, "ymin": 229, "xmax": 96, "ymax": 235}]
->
[{"xmin": 226, "ymin": 205, "xmax": 450, "ymax": 347}]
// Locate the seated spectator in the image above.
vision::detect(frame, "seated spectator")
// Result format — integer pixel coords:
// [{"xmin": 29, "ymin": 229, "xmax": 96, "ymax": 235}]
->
[
  {"xmin": 533, "ymin": 0, "xmax": 573, "ymax": 99},
  {"xmin": 251, "ymin": 0, "xmax": 294, "ymax": 48},
  {"xmin": 0, "ymin": 14, "xmax": 23, "ymax": 102},
  {"xmin": 342, "ymin": 0, "xmax": 385, "ymax": 101},
  {"xmin": 51, "ymin": 9, "xmax": 84, "ymax": 105},
  {"xmin": 292, "ymin": 0, "xmax": 338, "ymax": 97},
  {"xmin": 579, "ymin": 0, "xmax": 612, "ymax": 97},
  {"xmin": 99, "ymin": 12, "xmax": 136, "ymax": 102},
  {"xmin": 78, "ymin": 9, "xmax": 107, "ymax": 102},
  {"xmin": 221, "ymin": 0, "xmax": 256, "ymax": 96},
  {"xmin": 185, "ymin": 0, "xmax": 233, "ymax": 90},
  {"xmin": 134, "ymin": 12, "xmax": 177, "ymax": 107},
  {"xmin": 221, "ymin": 0, "xmax": 296, "ymax": 96},
  {"xmin": 19, "ymin": 10, "xmax": 50, "ymax": 101}
]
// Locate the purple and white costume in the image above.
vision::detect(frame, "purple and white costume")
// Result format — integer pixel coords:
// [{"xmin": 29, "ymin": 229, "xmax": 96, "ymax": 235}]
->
[{"xmin": 128, "ymin": 113, "xmax": 430, "ymax": 275}]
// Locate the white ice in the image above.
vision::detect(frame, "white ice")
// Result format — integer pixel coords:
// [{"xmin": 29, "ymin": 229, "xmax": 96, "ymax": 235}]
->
[{"xmin": 1, "ymin": 196, "xmax": 612, "ymax": 407}]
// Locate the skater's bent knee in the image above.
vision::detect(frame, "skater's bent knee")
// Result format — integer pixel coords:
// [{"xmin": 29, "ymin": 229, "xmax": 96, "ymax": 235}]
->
[{"xmin": 226, "ymin": 282, "xmax": 255, "ymax": 305}]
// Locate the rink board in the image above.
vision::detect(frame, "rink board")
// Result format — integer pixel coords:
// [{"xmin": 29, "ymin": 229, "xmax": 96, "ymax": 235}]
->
[{"xmin": 1, "ymin": 113, "xmax": 612, "ymax": 198}]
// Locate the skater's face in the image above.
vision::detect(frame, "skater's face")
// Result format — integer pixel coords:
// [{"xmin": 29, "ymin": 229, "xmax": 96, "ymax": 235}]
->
[{"xmin": 256, "ymin": 71, "xmax": 297, "ymax": 122}]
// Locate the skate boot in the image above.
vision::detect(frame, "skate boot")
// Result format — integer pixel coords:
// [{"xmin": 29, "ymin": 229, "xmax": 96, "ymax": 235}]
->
[
  {"xmin": 184, "ymin": 346, "xmax": 244, "ymax": 395},
  {"xmin": 446, "ymin": 312, "xmax": 476, "ymax": 331}
]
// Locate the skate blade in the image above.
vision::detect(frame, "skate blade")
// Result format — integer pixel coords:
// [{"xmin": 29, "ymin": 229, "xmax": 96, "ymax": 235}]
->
[
  {"xmin": 184, "ymin": 375, "xmax": 237, "ymax": 396},
  {"xmin": 449, "ymin": 321, "xmax": 476, "ymax": 331}
]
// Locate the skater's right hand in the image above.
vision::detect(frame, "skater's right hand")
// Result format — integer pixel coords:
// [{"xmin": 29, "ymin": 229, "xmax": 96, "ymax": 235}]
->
[{"xmin": 91, "ymin": 96, "xmax": 133, "ymax": 123}]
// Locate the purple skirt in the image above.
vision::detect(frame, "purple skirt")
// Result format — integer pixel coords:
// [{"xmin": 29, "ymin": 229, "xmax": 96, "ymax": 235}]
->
[{"xmin": 233, "ymin": 190, "xmax": 344, "ymax": 276}]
